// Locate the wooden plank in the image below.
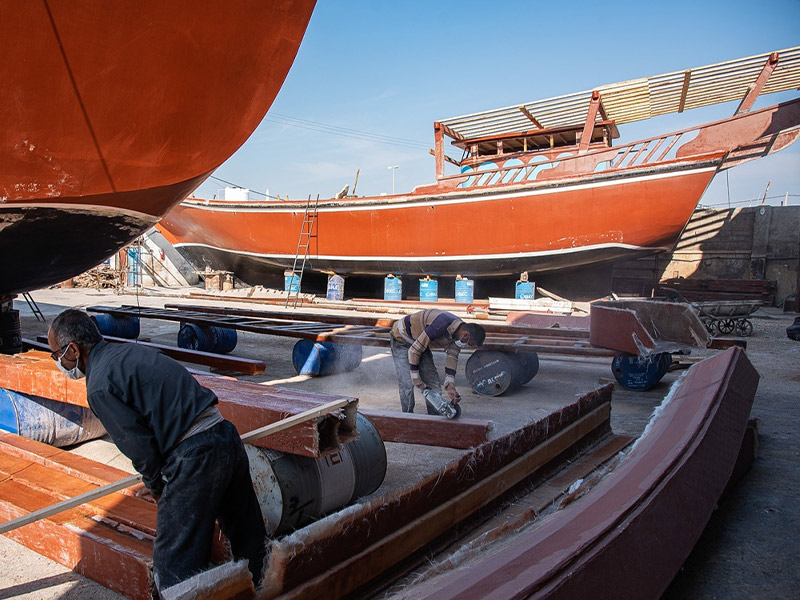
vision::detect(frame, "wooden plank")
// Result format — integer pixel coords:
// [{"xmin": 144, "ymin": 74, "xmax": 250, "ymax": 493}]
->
[
  {"xmin": 0, "ymin": 352, "xmax": 355, "ymax": 457},
  {"xmin": 0, "ymin": 398, "xmax": 351, "ymax": 535},
  {"xmin": 35, "ymin": 334, "xmax": 266, "ymax": 375},
  {"xmin": 358, "ymin": 409, "xmax": 492, "ymax": 449}
]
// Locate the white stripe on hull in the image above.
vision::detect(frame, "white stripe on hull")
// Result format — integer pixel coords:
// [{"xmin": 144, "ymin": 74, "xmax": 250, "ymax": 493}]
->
[{"xmin": 179, "ymin": 164, "xmax": 718, "ymax": 214}]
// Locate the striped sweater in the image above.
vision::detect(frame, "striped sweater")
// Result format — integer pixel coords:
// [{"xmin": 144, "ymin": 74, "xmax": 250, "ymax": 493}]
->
[{"xmin": 390, "ymin": 309, "xmax": 462, "ymax": 386}]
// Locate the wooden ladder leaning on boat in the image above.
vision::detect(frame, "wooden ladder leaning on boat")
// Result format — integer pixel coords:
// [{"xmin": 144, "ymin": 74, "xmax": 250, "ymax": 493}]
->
[{"xmin": 285, "ymin": 194, "xmax": 319, "ymax": 308}]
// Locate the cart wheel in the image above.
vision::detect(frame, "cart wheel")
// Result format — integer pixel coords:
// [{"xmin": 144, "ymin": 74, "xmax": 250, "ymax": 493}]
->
[
  {"xmin": 717, "ymin": 319, "xmax": 736, "ymax": 335},
  {"xmin": 704, "ymin": 319, "xmax": 716, "ymax": 334},
  {"xmin": 735, "ymin": 319, "xmax": 753, "ymax": 337}
]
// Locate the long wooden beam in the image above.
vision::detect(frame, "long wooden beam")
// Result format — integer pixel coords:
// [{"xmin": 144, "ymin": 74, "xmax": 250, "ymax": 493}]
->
[
  {"xmin": 0, "ymin": 352, "xmax": 356, "ymax": 457},
  {"xmin": 35, "ymin": 334, "xmax": 266, "ymax": 375}
]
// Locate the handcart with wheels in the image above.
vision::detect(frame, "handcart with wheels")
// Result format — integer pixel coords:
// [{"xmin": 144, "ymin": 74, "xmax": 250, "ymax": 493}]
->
[{"xmin": 661, "ymin": 287, "xmax": 761, "ymax": 336}]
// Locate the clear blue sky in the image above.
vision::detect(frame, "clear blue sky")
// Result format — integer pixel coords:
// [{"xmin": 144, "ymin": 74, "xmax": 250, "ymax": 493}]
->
[{"xmin": 194, "ymin": 0, "xmax": 800, "ymax": 208}]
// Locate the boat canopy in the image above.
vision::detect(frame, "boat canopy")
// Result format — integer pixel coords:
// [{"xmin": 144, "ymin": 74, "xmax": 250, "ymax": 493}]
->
[{"xmin": 438, "ymin": 46, "xmax": 800, "ymax": 141}]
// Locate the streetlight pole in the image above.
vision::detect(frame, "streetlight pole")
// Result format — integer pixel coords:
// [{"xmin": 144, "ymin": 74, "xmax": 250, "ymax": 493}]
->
[{"xmin": 388, "ymin": 165, "xmax": 399, "ymax": 195}]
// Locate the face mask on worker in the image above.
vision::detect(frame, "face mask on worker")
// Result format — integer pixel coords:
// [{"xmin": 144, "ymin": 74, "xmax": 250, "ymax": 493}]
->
[
  {"xmin": 455, "ymin": 339, "xmax": 469, "ymax": 349},
  {"xmin": 56, "ymin": 346, "xmax": 85, "ymax": 380}
]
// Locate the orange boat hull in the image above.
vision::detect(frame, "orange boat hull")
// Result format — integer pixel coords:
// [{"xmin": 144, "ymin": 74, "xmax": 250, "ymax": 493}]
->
[
  {"xmin": 159, "ymin": 162, "xmax": 718, "ymax": 280},
  {"xmin": 0, "ymin": 0, "xmax": 316, "ymax": 295}
]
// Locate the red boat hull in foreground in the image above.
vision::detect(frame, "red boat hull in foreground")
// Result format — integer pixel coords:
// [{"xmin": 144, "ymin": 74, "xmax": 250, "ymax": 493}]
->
[{"xmin": 0, "ymin": 0, "xmax": 316, "ymax": 295}]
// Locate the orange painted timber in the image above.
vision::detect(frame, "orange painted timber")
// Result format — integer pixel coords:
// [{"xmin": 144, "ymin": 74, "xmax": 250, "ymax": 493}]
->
[
  {"xmin": 0, "ymin": 352, "xmax": 355, "ymax": 457},
  {"xmin": 1, "ymin": 0, "xmax": 316, "ymax": 295},
  {"xmin": 0, "ymin": 432, "xmax": 233, "ymax": 598},
  {"xmin": 0, "ymin": 445, "xmax": 155, "ymax": 599}
]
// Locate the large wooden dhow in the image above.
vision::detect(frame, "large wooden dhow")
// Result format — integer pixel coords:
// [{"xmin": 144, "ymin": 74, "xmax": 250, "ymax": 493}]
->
[
  {"xmin": 0, "ymin": 0, "xmax": 316, "ymax": 298},
  {"xmin": 158, "ymin": 47, "xmax": 800, "ymax": 285}
]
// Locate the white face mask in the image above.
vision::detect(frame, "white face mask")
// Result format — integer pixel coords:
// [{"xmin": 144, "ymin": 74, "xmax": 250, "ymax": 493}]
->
[
  {"xmin": 56, "ymin": 346, "xmax": 85, "ymax": 380},
  {"xmin": 455, "ymin": 340, "xmax": 469, "ymax": 349}
]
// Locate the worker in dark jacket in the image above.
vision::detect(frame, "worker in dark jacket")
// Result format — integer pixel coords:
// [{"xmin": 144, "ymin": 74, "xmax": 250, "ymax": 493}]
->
[
  {"xmin": 389, "ymin": 309, "xmax": 485, "ymax": 416},
  {"xmin": 47, "ymin": 309, "xmax": 267, "ymax": 592}
]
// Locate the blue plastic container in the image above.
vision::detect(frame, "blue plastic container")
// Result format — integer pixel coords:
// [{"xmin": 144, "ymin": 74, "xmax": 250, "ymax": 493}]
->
[
  {"xmin": 292, "ymin": 340, "xmax": 363, "ymax": 376},
  {"xmin": 127, "ymin": 247, "xmax": 141, "ymax": 287},
  {"xmin": 91, "ymin": 314, "xmax": 140, "ymax": 339},
  {"xmin": 455, "ymin": 277, "xmax": 474, "ymax": 303},
  {"xmin": 284, "ymin": 271, "xmax": 300, "ymax": 294},
  {"xmin": 611, "ymin": 352, "xmax": 672, "ymax": 391},
  {"xmin": 0, "ymin": 388, "xmax": 106, "ymax": 447},
  {"xmin": 419, "ymin": 278, "xmax": 438, "ymax": 302},
  {"xmin": 326, "ymin": 274, "xmax": 345, "ymax": 301},
  {"xmin": 177, "ymin": 323, "xmax": 238, "ymax": 354},
  {"xmin": 384, "ymin": 275, "xmax": 402, "ymax": 301},
  {"xmin": 515, "ymin": 281, "xmax": 535, "ymax": 300}
]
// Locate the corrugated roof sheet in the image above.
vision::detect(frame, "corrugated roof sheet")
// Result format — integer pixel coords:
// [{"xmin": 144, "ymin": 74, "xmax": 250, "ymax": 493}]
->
[{"xmin": 440, "ymin": 47, "xmax": 800, "ymax": 140}]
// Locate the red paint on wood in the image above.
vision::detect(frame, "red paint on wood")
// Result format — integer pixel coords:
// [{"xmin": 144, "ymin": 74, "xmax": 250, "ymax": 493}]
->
[
  {"xmin": 0, "ymin": 353, "xmax": 356, "ymax": 457},
  {"xmin": 401, "ymin": 347, "xmax": 758, "ymax": 600}
]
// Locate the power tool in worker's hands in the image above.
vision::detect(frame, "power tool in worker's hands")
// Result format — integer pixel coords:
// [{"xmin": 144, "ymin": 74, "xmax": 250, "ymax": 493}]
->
[{"xmin": 423, "ymin": 387, "xmax": 461, "ymax": 419}]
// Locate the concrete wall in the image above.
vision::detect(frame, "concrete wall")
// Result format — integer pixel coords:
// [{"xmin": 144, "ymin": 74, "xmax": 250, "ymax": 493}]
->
[{"xmin": 612, "ymin": 205, "xmax": 800, "ymax": 304}]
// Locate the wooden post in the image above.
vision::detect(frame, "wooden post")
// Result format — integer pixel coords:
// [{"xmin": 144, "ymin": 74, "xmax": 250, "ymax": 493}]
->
[
  {"xmin": 579, "ymin": 91, "xmax": 602, "ymax": 154},
  {"xmin": 434, "ymin": 122, "xmax": 444, "ymax": 180}
]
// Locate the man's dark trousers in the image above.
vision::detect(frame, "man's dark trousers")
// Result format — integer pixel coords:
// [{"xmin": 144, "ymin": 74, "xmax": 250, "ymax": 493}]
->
[{"xmin": 153, "ymin": 419, "xmax": 267, "ymax": 590}]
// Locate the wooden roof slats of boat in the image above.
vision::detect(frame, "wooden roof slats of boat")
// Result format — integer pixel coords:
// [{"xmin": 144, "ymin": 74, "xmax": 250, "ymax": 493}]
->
[{"xmin": 439, "ymin": 47, "xmax": 800, "ymax": 139}]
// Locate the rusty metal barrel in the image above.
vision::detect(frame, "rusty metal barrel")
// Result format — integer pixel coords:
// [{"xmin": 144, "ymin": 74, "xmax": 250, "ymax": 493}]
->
[
  {"xmin": 245, "ymin": 412, "xmax": 386, "ymax": 535},
  {"xmin": 465, "ymin": 349, "xmax": 539, "ymax": 396}
]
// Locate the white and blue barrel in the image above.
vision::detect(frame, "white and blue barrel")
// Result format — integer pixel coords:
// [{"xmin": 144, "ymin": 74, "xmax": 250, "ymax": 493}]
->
[
  {"xmin": 419, "ymin": 277, "xmax": 438, "ymax": 302},
  {"xmin": 455, "ymin": 276, "xmax": 474, "ymax": 304},
  {"xmin": 284, "ymin": 270, "xmax": 300, "ymax": 294},
  {"xmin": 611, "ymin": 352, "xmax": 672, "ymax": 391},
  {"xmin": 245, "ymin": 412, "xmax": 387, "ymax": 535},
  {"xmin": 291, "ymin": 339, "xmax": 363, "ymax": 376},
  {"xmin": 515, "ymin": 279, "xmax": 535, "ymax": 300},
  {"xmin": 326, "ymin": 274, "xmax": 345, "ymax": 301},
  {"xmin": 177, "ymin": 322, "xmax": 238, "ymax": 354},
  {"xmin": 0, "ymin": 388, "xmax": 106, "ymax": 447},
  {"xmin": 91, "ymin": 314, "xmax": 140, "ymax": 339},
  {"xmin": 465, "ymin": 350, "xmax": 539, "ymax": 396},
  {"xmin": 384, "ymin": 275, "xmax": 402, "ymax": 301}
]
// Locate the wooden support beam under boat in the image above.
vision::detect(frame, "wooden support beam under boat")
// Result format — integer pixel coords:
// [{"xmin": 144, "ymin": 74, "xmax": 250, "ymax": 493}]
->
[
  {"xmin": 400, "ymin": 347, "xmax": 759, "ymax": 600},
  {"xmin": 735, "ymin": 51, "xmax": 780, "ymax": 115}
]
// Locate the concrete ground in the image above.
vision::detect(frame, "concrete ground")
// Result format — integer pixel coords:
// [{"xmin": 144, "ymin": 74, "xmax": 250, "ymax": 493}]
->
[{"xmin": 1, "ymin": 287, "xmax": 798, "ymax": 599}]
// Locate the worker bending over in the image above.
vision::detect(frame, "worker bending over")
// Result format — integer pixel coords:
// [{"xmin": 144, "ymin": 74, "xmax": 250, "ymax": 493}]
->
[
  {"xmin": 390, "ymin": 309, "xmax": 485, "ymax": 417},
  {"xmin": 47, "ymin": 309, "xmax": 267, "ymax": 593}
]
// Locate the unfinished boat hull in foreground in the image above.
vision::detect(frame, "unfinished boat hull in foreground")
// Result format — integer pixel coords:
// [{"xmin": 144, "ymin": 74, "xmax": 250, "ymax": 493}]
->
[{"xmin": 0, "ymin": 0, "xmax": 316, "ymax": 296}]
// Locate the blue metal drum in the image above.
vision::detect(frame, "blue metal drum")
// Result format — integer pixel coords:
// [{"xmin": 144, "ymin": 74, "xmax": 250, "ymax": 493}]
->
[
  {"xmin": 611, "ymin": 352, "xmax": 672, "ymax": 391},
  {"xmin": 455, "ymin": 277, "xmax": 474, "ymax": 303},
  {"xmin": 292, "ymin": 339, "xmax": 363, "ymax": 376},
  {"xmin": 384, "ymin": 275, "xmax": 402, "ymax": 301},
  {"xmin": 177, "ymin": 323, "xmax": 238, "ymax": 354},
  {"xmin": 419, "ymin": 278, "xmax": 438, "ymax": 302},
  {"xmin": 91, "ymin": 314, "xmax": 140, "ymax": 339}
]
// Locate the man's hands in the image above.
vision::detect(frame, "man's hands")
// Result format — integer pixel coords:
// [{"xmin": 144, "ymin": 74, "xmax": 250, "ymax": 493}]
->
[{"xmin": 444, "ymin": 382, "xmax": 461, "ymax": 403}]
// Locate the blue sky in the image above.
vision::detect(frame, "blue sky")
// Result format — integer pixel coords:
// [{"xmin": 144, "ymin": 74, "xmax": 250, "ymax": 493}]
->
[{"xmin": 194, "ymin": 0, "xmax": 800, "ymax": 208}]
